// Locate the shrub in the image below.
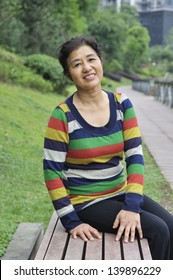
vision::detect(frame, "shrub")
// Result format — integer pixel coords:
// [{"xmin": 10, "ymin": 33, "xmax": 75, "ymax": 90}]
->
[
  {"xmin": 25, "ymin": 54, "xmax": 65, "ymax": 91},
  {"xmin": 0, "ymin": 47, "xmax": 23, "ymax": 64},
  {"xmin": 0, "ymin": 61, "xmax": 53, "ymax": 93}
]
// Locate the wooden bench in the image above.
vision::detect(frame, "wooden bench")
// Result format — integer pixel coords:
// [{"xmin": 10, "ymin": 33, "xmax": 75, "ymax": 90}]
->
[{"xmin": 35, "ymin": 211, "xmax": 152, "ymax": 260}]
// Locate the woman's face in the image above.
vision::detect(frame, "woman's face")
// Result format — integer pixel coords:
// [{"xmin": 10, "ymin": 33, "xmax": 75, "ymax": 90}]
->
[{"xmin": 67, "ymin": 45, "xmax": 103, "ymax": 91}]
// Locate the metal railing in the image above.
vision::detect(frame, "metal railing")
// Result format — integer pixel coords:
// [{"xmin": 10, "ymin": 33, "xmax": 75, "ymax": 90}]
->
[{"xmin": 132, "ymin": 78, "xmax": 173, "ymax": 108}]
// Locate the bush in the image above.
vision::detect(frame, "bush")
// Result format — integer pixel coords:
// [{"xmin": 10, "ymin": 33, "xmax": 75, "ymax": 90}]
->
[
  {"xmin": 0, "ymin": 47, "xmax": 23, "ymax": 64},
  {"xmin": 25, "ymin": 54, "xmax": 65, "ymax": 91},
  {"xmin": 0, "ymin": 61, "xmax": 53, "ymax": 93}
]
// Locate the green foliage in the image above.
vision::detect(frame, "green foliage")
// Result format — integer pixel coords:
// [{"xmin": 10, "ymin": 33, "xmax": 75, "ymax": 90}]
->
[
  {"xmin": 77, "ymin": 0, "xmax": 99, "ymax": 20},
  {"xmin": 24, "ymin": 54, "xmax": 65, "ymax": 91},
  {"xmin": 88, "ymin": 9, "xmax": 127, "ymax": 68},
  {"xmin": 0, "ymin": 61, "xmax": 53, "ymax": 92},
  {"xmin": 148, "ymin": 45, "xmax": 173, "ymax": 76},
  {"xmin": 0, "ymin": 17, "xmax": 26, "ymax": 54},
  {"xmin": 168, "ymin": 62, "xmax": 173, "ymax": 73},
  {"xmin": 149, "ymin": 45, "xmax": 173, "ymax": 63},
  {"xmin": 0, "ymin": 48, "xmax": 54, "ymax": 92},
  {"xmin": 121, "ymin": 3, "xmax": 139, "ymax": 28},
  {"xmin": 104, "ymin": 59, "xmax": 123, "ymax": 73},
  {"xmin": 0, "ymin": 0, "xmax": 152, "ymax": 74},
  {"xmin": 123, "ymin": 25, "xmax": 150, "ymax": 72},
  {"xmin": 0, "ymin": 47, "xmax": 23, "ymax": 63}
]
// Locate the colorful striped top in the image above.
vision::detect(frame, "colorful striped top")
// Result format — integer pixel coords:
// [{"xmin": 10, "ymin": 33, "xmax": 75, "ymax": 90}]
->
[{"xmin": 43, "ymin": 90, "xmax": 144, "ymax": 231}]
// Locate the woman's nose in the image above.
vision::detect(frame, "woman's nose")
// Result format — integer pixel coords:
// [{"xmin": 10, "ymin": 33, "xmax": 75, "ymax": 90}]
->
[{"xmin": 82, "ymin": 62, "xmax": 92, "ymax": 72}]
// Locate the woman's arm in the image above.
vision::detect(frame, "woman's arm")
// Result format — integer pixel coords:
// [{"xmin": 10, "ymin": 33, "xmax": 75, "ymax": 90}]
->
[
  {"xmin": 113, "ymin": 93, "xmax": 144, "ymax": 242},
  {"xmin": 118, "ymin": 92, "xmax": 144, "ymax": 212},
  {"xmin": 43, "ymin": 105, "xmax": 83, "ymax": 231}
]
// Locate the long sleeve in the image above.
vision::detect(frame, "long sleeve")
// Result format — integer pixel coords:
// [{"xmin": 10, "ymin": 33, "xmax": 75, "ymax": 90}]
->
[
  {"xmin": 43, "ymin": 105, "xmax": 82, "ymax": 231},
  {"xmin": 116, "ymin": 93, "xmax": 144, "ymax": 213}
]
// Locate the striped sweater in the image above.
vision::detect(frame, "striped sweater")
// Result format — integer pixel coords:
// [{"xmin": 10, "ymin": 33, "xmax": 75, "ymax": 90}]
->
[{"xmin": 43, "ymin": 91, "xmax": 144, "ymax": 231}]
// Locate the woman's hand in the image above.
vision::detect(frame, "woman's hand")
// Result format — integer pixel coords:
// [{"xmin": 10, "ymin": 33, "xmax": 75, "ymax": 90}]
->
[
  {"xmin": 113, "ymin": 210, "xmax": 143, "ymax": 243},
  {"xmin": 70, "ymin": 223, "xmax": 102, "ymax": 242}
]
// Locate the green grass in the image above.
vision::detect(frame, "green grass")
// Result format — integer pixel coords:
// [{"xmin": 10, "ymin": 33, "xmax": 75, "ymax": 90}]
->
[
  {"xmin": 143, "ymin": 144, "xmax": 173, "ymax": 213},
  {"xmin": 0, "ymin": 82, "xmax": 64, "ymax": 257},
  {"xmin": 0, "ymin": 80, "xmax": 173, "ymax": 258}
]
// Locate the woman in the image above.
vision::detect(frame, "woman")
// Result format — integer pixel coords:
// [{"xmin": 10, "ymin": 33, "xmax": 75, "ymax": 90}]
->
[{"xmin": 43, "ymin": 35, "xmax": 173, "ymax": 259}]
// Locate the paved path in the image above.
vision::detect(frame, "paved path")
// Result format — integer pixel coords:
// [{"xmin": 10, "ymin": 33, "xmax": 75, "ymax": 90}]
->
[{"xmin": 117, "ymin": 85, "xmax": 173, "ymax": 191}]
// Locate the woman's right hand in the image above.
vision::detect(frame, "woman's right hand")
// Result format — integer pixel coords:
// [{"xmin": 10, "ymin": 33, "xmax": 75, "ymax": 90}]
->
[{"xmin": 70, "ymin": 223, "xmax": 102, "ymax": 241}]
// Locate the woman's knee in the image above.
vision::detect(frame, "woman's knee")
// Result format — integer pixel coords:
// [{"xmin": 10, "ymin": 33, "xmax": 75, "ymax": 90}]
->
[{"xmin": 141, "ymin": 211, "xmax": 170, "ymax": 239}]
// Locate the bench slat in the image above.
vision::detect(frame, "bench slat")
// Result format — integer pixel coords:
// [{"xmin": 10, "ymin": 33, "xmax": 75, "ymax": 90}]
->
[
  {"xmin": 35, "ymin": 211, "xmax": 58, "ymax": 260},
  {"xmin": 104, "ymin": 233, "xmax": 122, "ymax": 260},
  {"xmin": 35, "ymin": 211, "xmax": 152, "ymax": 260},
  {"xmin": 64, "ymin": 236, "xmax": 85, "ymax": 260},
  {"xmin": 123, "ymin": 239, "xmax": 141, "ymax": 260},
  {"xmin": 44, "ymin": 221, "xmax": 68, "ymax": 260},
  {"xmin": 139, "ymin": 238, "xmax": 152, "ymax": 260},
  {"xmin": 85, "ymin": 235, "xmax": 103, "ymax": 260}
]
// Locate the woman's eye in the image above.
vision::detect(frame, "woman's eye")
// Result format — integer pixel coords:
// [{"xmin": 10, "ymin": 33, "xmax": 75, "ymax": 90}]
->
[
  {"xmin": 74, "ymin": 63, "xmax": 81, "ymax": 68},
  {"xmin": 89, "ymin": 58, "xmax": 96, "ymax": 62}
]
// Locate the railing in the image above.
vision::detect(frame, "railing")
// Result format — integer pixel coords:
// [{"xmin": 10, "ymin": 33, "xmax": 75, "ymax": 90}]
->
[
  {"xmin": 154, "ymin": 79, "xmax": 173, "ymax": 108},
  {"xmin": 132, "ymin": 78, "xmax": 173, "ymax": 108}
]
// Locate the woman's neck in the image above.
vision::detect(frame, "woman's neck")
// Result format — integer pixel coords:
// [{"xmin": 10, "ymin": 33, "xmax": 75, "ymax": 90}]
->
[{"xmin": 74, "ymin": 85, "xmax": 105, "ymax": 106}]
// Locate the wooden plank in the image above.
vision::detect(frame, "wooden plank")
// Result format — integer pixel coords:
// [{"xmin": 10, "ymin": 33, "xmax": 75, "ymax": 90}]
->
[
  {"xmin": 85, "ymin": 234, "xmax": 103, "ymax": 260},
  {"xmin": 123, "ymin": 239, "xmax": 141, "ymax": 260},
  {"xmin": 65, "ymin": 236, "xmax": 85, "ymax": 260},
  {"xmin": 44, "ymin": 220, "xmax": 68, "ymax": 260},
  {"xmin": 104, "ymin": 233, "xmax": 122, "ymax": 260},
  {"xmin": 35, "ymin": 211, "xmax": 152, "ymax": 260},
  {"xmin": 35, "ymin": 211, "xmax": 57, "ymax": 260},
  {"xmin": 139, "ymin": 238, "xmax": 152, "ymax": 260}
]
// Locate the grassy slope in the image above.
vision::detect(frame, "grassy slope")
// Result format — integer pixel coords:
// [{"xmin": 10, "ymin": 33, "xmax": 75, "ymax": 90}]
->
[
  {"xmin": 0, "ymin": 81, "xmax": 172, "ymax": 257},
  {"xmin": 0, "ymin": 82, "xmax": 64, "ymax": 256}
]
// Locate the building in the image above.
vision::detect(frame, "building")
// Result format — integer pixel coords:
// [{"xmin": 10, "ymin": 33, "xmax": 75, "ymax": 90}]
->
[
  {"xmin": 99, "ymin": 0, "xmax": 173, "ymax": 11},
  {"xmin": 136, "ymin": 0, "xmax": 173, "ymax": 11},
  {"xmin": 99, "ymin": 0, "xmax": 173, "ymax": 46},
  {"xmin": 100, "ymin": 0, "xmax": 136, "ymax": 11},
  {"xmin": 138, "ymin": 1, "xmax": 173, "ymax": 46}
]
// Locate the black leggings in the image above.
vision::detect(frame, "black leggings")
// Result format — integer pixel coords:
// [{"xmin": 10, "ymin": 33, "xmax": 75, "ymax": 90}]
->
[{"xmin": 78, "ymin": 195, "xmax": 173, "ymax": 260}]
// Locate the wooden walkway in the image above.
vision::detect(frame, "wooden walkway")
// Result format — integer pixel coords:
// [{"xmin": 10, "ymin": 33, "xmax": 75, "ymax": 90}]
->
[{"xmin": 118, "ymin": 85, "xmax": 173, "ymax": 192}]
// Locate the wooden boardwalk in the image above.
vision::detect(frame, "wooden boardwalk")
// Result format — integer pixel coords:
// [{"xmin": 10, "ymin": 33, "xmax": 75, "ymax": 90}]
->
[{"xmin": 118, "ymin": 85, "xmax": 173, "ymax": 192}]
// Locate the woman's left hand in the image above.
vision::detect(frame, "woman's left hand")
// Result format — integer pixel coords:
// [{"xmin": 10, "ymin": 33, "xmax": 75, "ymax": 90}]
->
[{"xmin": 113, "ymin": 210, "xmax": 143, "ymax": 243}]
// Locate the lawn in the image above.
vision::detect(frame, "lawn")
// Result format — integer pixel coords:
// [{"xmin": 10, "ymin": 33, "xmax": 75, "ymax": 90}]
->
[
  {"xmin": 0, "ymin": 82, "xmax": 64, "ymax": 257},
  {"xmin": 0, "ymin": 81, "xmax": 172, "ymax": 257}
]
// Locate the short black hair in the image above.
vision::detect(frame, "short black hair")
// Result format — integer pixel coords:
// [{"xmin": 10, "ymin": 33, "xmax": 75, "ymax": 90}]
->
[{"xmin": 57, "ymin": 35, "xmax": 102, "ymax": 76}]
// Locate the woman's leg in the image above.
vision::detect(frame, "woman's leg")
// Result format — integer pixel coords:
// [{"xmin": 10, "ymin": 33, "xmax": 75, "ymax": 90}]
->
[
  {"xmin": 78, "ymin": 195, "xmax": 173, "ymax": 259},
  {"xmin": 78, "ymin": 198, "xmax": 123, "ymax": 234},
  {"xmin": 141, "ymin": 195, "xmax": 173, "ymax": 260}
]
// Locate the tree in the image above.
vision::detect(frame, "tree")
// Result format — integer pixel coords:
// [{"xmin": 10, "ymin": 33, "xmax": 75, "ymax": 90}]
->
[
  {"xmin": 77, "ymin": 0, "xmax": 99, "ymax": 20},
  {"xmin": 123, "ymin": 25, "xmax": 150, "ymax": 72},
  {"xmin": 88, "ymin": 9, "xmax": 127, "ymax": 71},
  {"xmin": 121, "ymin": 3, "xmax": 139, "ymax": 28},
  {"xmin": 0, "ymin": 0, "xmax": 21, "ymax": 27},
  {"xmin": 0, "ymin": 0, "xmax": 25, "ymax": 52},
  {"xmin": 19, "ymin": 0, "xmax": 87, "ymax": 55}
]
